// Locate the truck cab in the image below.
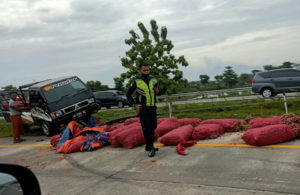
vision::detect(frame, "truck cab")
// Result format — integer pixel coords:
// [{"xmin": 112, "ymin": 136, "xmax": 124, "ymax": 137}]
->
[{"xmin": 21, "ymin": 76, "xmax": 98, "ymax": 135}]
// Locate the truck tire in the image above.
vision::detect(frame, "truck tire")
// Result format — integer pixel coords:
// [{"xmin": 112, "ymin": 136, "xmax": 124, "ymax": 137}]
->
[{"xmin": 41, "ymin": 121, "xmax": 53, "ymax": 136}]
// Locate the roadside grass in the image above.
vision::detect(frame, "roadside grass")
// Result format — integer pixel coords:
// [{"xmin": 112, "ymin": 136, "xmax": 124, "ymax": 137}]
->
[
  {"xmin": 95, "ymin": 97, "xmax": 300, "ymax": 122},
  {"xmin": 0, "ymin": 120, "xmax": 41, "ymax": 138},
  {"xmin": 1, "ymin": 97, "xmax": 300, "ymax": 138}
]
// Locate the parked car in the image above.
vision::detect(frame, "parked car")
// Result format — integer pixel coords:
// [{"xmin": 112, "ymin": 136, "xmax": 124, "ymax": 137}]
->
[
  {"xmin": 252, "ymin": 68, "xmax": 300, "ymax": 98},
  {"xmin": 0, "ymin": 104, "xmax": 3, "ymax": 116},
  {"xmin": 94, "ymin": 90, "xmax": 130, "ymax": 109}
]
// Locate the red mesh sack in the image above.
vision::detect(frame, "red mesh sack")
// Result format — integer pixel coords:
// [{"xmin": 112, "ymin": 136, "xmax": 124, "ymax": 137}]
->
[
  {"xmin": 57, "ymin": 136, "xmax": 87, "ymax": 154},
  {"xmin": 176, "ymin": 141, "xmax": 197, "ymax": 156},
  {"xmin": 250, "ymin": 116, "xmax": 281, "ymax": 128},
  {"xmin": 192, "ymin": 124, "xmax": 224, "ymax": 140},
  {"xmin": 200, "ymin": 118, "xmax": 240, "ymax": 132},
  {"xmin": 178, "ymin": 118, "xmax": 201, "ymax": 127},
  {"xmin": 109, "ymin": 123, "xmax": 124, "ymax": 132},
  {"xmin": 50, "ymin": 134, "xmax": 60, "ymax": 149},
  {"xmin": 280, "ymin": 113, "xmax": 300, "ymax": 137},
  {"xmin": 157, "ymin": 118, "xmax": 168, "ymax": 124},
  {"xmin": 65, "ymin": 136, "xmax": 87, "ymax": 154},
  {"xmin": 242, "ymin": 124, "xmax": 295, "ymax": 146},
  {"xmin": 155, "ymin": 117, "xmax": 179, "ymax": 138},
  {"xmin": 124, "ymin": 117, "xmax": 140, "ymax": 125},
  {"xmin": 116, "ymin": 125, "xmax": 145, "ymax": 149},
  {"xmin": 108, "ymin": 122, "xmax": 140, "ymax": 147},
  {"xmin": 159, "ymin": 125, "xmax": 194, "ymax": 145}
]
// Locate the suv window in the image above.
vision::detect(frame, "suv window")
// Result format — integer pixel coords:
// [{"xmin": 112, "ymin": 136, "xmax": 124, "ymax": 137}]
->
[
  {"xmin": 287, "ymin": 70, "xmax": 300, "ymax": 77},
  {"xmin": 268, "ymin": 70, "xmax": 300, "ymax": 78},
  {"xmin": 259, "ymin": 72, "xmax": 270, "ymax": 78},
  {"xmin": 269, "ymin": 71, "xmax": 286, "ymax": 78}
]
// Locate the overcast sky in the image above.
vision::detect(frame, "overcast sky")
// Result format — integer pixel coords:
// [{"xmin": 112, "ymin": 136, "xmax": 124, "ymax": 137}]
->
[{"xmin": 1, "ymin": 0, "xmax": 300, "ymax": 88}]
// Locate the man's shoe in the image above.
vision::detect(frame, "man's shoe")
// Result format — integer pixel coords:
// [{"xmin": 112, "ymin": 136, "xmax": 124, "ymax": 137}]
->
[
  {"xmin": 148, "ymin": 147, "xmax": 156, "ymax": 157},
  {"xmin": 146, "ymin": 147, "xmax": 159, "ymax": 152}
]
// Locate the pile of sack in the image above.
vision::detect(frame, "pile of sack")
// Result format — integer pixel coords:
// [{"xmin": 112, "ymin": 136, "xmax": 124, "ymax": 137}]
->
[
  {"xmin": 242, "ymin": 114, "xmax": 300, "ymax": 146},
  {"xmin": 50, "ymin": 113, "xmax": 300, "ymax": 155}
]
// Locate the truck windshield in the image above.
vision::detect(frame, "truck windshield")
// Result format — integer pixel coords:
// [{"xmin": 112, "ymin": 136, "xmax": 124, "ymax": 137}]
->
[{"xmin": 42, "ymin": 79, "xmax": 88, "ymax": 103}]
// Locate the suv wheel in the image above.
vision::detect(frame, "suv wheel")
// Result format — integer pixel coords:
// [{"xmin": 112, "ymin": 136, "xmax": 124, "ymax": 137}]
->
[
  {"xmin": 261, "ymin": 88, "xmax": 273, "ymax": 98},
  {"xmin": 41, "ymin": 121, "xmax": 52, "ymax": 136},
  {"xmin": 117, "ymin": 101, "xmax": 124, "ymax": 108}
]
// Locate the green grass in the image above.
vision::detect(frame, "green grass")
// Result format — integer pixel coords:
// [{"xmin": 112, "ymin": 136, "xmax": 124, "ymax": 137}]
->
[
  {"xmin": 0, "ymin": 120, "xmax": 41, "ymax": 138},
  {"xmin": 1, "ymin": 97, "xmax": 300, "ymax": 138}
]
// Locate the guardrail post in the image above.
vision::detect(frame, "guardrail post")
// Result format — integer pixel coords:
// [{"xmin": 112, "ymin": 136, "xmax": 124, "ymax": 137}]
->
[
  {"xmin": 168, "ymin": 101, "xmax": 173, "ymax": 118},
  {"xmin": 283, "ymin": 92, "xmax": 288, "ymax": 114}
]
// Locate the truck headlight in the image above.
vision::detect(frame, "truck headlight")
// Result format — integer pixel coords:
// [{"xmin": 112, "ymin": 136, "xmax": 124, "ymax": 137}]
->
[
  {"xmin": 88, "ymin": 98, "xmax": 95, "ymax": 104},
  {"xmin": 55, "ymin": 110, "xmax": 63, "ymax": 117}
]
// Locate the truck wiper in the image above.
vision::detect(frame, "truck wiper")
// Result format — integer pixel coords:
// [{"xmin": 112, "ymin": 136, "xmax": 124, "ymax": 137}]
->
[
  {"xmin": 52, "ymin": 94, "xmax": 70, "ymax": 104},
  {"xmin": 71, "ymin": 89, "xmax": 88, "ymax": 98}
]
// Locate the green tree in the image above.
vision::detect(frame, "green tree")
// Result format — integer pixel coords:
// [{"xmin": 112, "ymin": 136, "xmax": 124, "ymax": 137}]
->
[
  {"xmin": 238, "ymin": 73, "xmax": 253, "ymax": 87},
  {"xmin": 222, "ymin": 66, "xmax": 238, "ymax": 88},
  {"xmin": 280, "ymin": 61, "xmax": 293, "ymax": 69},
  {"xmin": 199, "ymin": 75, "xmax": 210, "ymax": 86},
  {"xmin": 114, "ymin": 19, "xmax": 189, "ymax": 94},
  {"xmin": 86, "ymin": 80, "xmax": 109, "ymax": 92},
  {"xmin": 1, "ymin": 85, "xmax": 17, "ymax": 91},
  {"xmin": 263, "ymin": 65, "xmax": 276, "ymax": 70},
  {"xmin": 263, "ymin": 61, "xmax": 294, "ymax": 70},
  {"xmin": 251, "ymin": 69, "xmax": 261, "ymax": 76},
  {"xmin": 214, "ymin": 75, "xmax": 223, "ymax": 89}
]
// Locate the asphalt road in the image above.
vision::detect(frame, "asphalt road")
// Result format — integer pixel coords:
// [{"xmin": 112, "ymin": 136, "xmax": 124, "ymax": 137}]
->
[{"xmin": 1, "ymin": 133, "xmax": 300, "ymax": 195}]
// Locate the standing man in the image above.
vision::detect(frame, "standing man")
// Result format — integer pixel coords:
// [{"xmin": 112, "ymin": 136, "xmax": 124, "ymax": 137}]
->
[
  {"xmin": 126, "ymin": 64, "xmax": 160, "ymax": 157},
  {"xmin": 9, "ymin": 92, "xmax": 25, "ymax": 143}
]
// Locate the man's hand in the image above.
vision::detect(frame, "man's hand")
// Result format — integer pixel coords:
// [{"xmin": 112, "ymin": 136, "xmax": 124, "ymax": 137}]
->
[
  {"xmin": 153, "ymin": 86, "xmax": 159, "ymax": 94},
  {"xmin": 135, "ymin": 105, "xmax": 140, "ymax": 114}
]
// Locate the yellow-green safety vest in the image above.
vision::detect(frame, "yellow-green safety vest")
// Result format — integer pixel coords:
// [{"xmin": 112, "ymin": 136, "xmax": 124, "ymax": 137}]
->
[{"xmin": 136, "ymin": 79, "xmax": 157, "ymax": 106}]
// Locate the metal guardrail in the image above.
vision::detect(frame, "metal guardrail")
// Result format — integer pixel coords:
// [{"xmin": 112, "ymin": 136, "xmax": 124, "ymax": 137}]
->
[{"xmin": 157, "ymin": 87, "xmax": 252, "ymax": 99}]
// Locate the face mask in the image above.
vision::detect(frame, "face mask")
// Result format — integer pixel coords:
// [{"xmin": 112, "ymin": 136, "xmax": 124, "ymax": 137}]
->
[{"xmin": 141, "ymin": 74, "xmax": 150, "ymax": 80}]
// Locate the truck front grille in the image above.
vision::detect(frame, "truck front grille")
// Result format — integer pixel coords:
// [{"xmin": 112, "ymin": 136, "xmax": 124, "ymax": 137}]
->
[
  {"xmin": 64, "ymin": 106, "xmax": 75, "ymax": 113},
  {"xmin": 78, "ymin": 100, "xmax": 88, "ymax": 107}
]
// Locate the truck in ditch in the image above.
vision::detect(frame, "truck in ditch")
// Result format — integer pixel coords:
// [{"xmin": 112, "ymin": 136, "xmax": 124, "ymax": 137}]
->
[{"xmin": 1, "ymin": 76, "xmax": 99, "ymax": 136}]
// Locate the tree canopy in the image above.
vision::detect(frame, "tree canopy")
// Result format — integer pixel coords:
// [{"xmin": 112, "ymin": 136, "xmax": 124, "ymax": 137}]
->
[
  {"xmin": 199, "ymin": 75, "xmax": 210, "ymax": 85},
  {"xmin": 1, "ymin": 85, "xmax": 17, "ymax": 91},
  {"xmin": 114, "ymin": 19, "xmax": 189, "ymax": 94},
  {"xmin": 222, "ymin": 66, "xmax": 238, "ymax": 88},
  {"xmin": 86, "ymin": 81, "xmax": 109, "ymax": 92}
]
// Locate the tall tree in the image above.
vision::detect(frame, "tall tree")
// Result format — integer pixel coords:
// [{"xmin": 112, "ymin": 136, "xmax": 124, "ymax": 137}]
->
[
  {"xmin": 214, "ymin": 75, "xmax": 223, "ymax": 89},
  {"xmin": 114, "ymin": 19, "xmax": 189, "ymax": 94},
  {"xmin": 280, "ymin": 61, "xmax": 293, "ymax": 69},
  {"xmin": 199, "ymin": 75, "xmax": 210, "ymax": 86},
  {"xmin": 238, "ymin": 73, "xmax": 253, "ymax": 87},
  {"xmin": 86, "ymin": 81, "xmax": 109, "ymax": 92},
  {"xmin": 222, "ymin": 66, "xmax": 238, "ymax": 88}
]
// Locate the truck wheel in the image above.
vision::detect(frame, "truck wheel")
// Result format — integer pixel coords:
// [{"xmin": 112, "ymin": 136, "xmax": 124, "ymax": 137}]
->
[
  {"xmin": 41, "ymin": 122, "xmax": 52, "ymax": 136},
  {"xmin": 117, "ymin": 101, "xmax": 124, "ymax": 108}
]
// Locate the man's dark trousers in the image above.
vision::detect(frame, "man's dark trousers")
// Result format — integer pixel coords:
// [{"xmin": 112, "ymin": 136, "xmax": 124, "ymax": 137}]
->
[{"xmin": 139, "ymin": 106, "xmax": 157, "ymax": 151}]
